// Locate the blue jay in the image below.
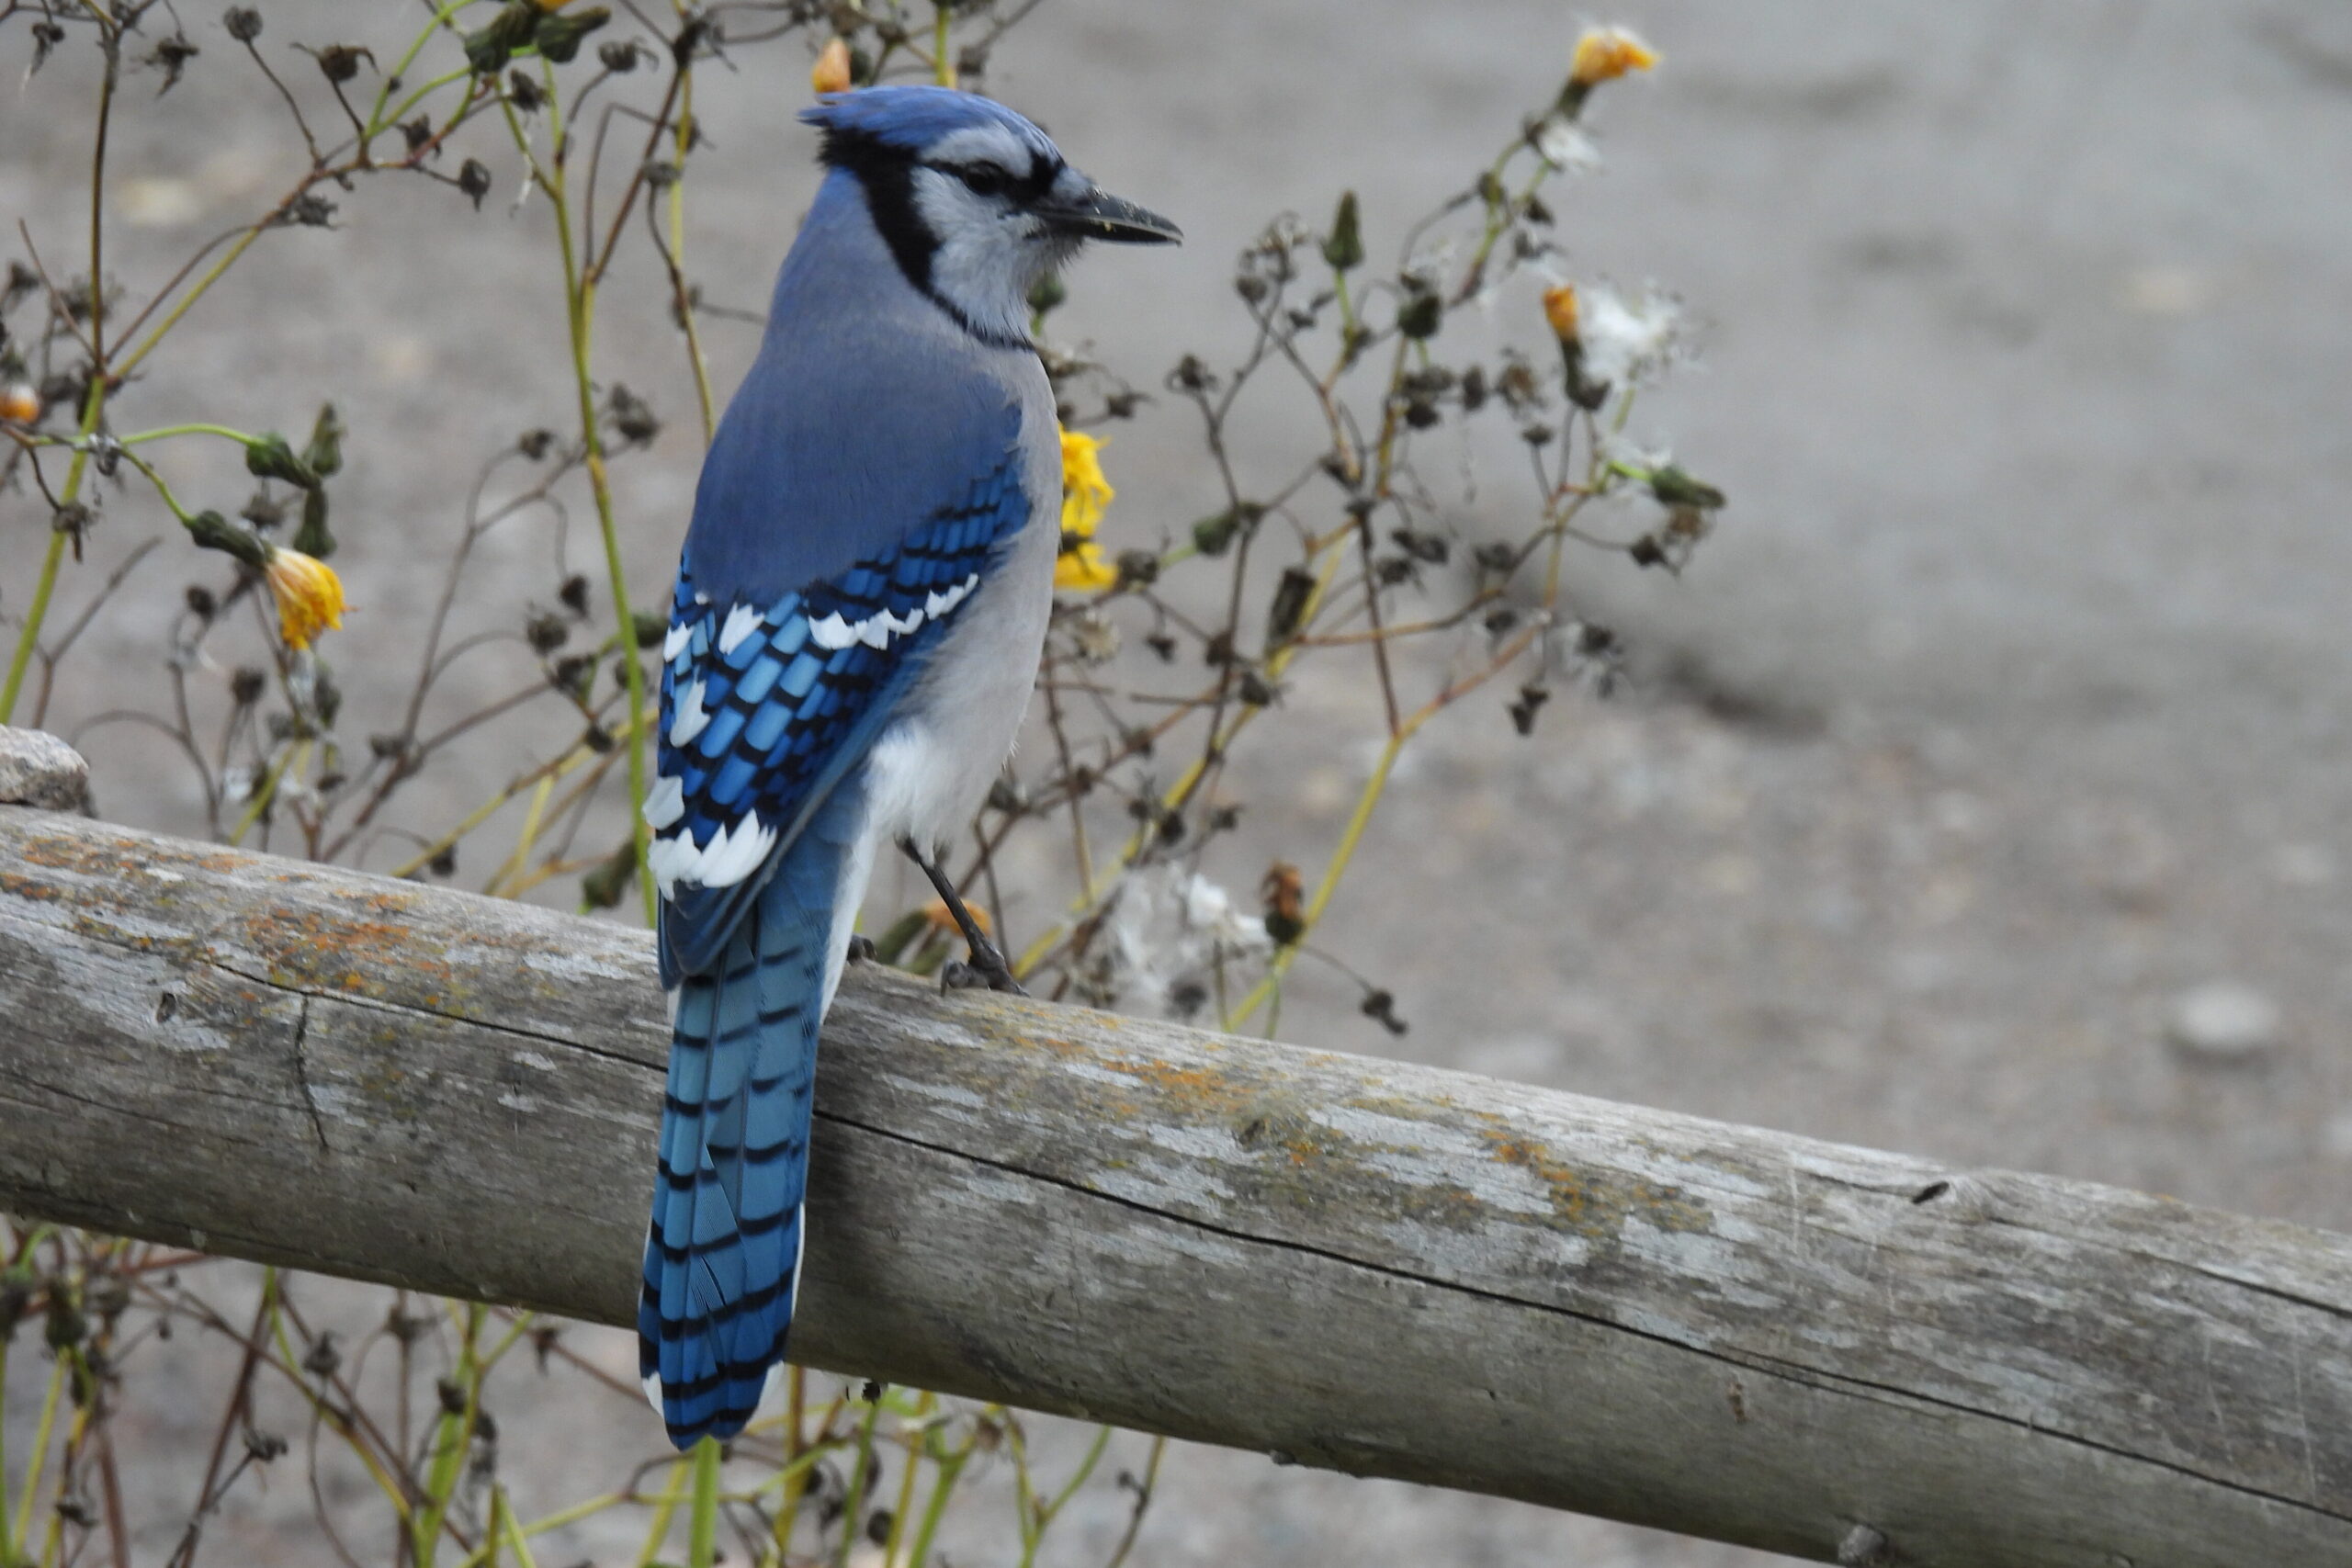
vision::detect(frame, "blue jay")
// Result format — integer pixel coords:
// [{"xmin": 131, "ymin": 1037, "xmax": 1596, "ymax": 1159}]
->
[{"xmin": 638, "ymin": 85, "xmax": 1177, "ymax": 1448}]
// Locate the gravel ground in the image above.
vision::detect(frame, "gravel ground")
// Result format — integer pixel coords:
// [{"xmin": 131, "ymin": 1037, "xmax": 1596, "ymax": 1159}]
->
[{"xmin": 7, "ymin": 2, "xmax": 2352, "ymax": 1563}]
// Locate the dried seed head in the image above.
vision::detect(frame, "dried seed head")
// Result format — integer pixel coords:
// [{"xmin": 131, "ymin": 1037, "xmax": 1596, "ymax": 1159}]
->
[
  {"xmin": 526, "ymin": 610, "xmax": 571, "ymax": 654},
  {"xmin": 310, "ymin": 43, "xmax": 371, "ymax": 85},
  {"xmin": 1321, "ymin": 190, "xmax": 1363, "ymax": 273},
  {"xmin": 458, "ymin": 158, "xmax": 494, "ymax": 210}
]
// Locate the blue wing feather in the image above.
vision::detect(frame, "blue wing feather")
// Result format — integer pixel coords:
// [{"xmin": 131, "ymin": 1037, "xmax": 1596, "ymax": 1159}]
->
[{"xmin": 651, "ymin": 448, "xmax": 1033, "ymax": 984}]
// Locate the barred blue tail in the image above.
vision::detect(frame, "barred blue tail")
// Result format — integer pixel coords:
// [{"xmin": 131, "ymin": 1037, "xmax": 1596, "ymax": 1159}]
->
[{"xmin": 639, "ymin": 829, "xmax": 847, "ymax": 1447}]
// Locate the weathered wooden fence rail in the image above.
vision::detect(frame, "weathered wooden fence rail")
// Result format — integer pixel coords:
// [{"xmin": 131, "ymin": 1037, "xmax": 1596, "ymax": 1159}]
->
[{"xmin": 3, "ymin": 727, "xmax": 2350, "ymax": 1567}]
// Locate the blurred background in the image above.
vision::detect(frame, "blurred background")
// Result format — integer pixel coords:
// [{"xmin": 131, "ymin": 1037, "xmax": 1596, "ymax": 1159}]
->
[{"xmin": 6, "ymin": 1, "xmax": 2352, "ymax": 1563}]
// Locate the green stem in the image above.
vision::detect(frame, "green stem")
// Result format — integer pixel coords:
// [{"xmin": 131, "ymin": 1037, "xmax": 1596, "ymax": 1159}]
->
[
  {"xmin": 368, "ymin": 1, "xmax": 483, "ymax": 135},
  {"xmin": 633, "ymin": 1459, "xmax": 687, "ymax": 1568},
  {"xmin": 7, "ymin": 1359, "xmax": 63, "ymax": 1563},
  {"xmin": 0, "ymin": 378, "xmax": 108, "ymax": 724},
  {"xmin": 413, "ymin": 1302, "xmax": 484, "ymax": 1568},
  {"xmin": 685, "ymin": 1438, "xmax": 721, "ymax": 1568},
  {"xmin": 113, "ymin": 422, "xmax": 261, "ymax": 447},
  {"xmin": 379, "ymin": 66, "xmax": 479, "ymax": 142},
  {"xmin": 835, "ymin": 1391, "xmax": 885, "ymax": 1568},
  {"xmin": 0, "ymin": 1337, "xmax": 9, "ymax": 1568},
  {"xmin": 900, "ymin": 1451, "xmax": 965, "ymax": 1568},
  {"xmin": 530, "ymin": 73, "xmax": 656, "ymax": 926}
]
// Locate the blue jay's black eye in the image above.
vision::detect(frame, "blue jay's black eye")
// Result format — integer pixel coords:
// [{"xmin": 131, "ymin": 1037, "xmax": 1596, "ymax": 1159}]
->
[{"xmin": 956, "ymin": 164, "xmax": 1011, "ymax": 197}]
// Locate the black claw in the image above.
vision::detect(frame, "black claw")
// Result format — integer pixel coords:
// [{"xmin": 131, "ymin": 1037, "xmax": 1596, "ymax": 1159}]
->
[
  {"xmin": 940, "ymin": 960, "xmax": 985, "ymax": 992},
  {"xmin": 967, "ymin": 940, "xmax": 1028, "ymax": 997},
  {"xmin": 844, "ymin": 934, "xmax": 876, "ymax": 966}
]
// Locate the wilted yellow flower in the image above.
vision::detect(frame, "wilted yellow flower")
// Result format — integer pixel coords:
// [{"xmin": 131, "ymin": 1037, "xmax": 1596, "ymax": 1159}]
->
[
  {"xmin": 0, "ymin": 383, "xmax": 37, "ymax": 425},
  {"xmin": 921, "ymin": 897, "xmax": 989, "ymax": 937},
  {"xmin": 810, "ymin": 37, "xmax": 853, "ymax": 96},
  {"xmin": 1054, "ymin": 428, "xmax": 1118, "ymax": 593},
  {"xmin": 1569, "ymin": 27, "xmax": 1658, "ymax": 86},
  {"xmin": 264, "ymin": 546, "xmax": 346, "ymax": 649},
  {"xmin": 1542, "ymin": 283, "xmax": 1581, "ymax": 344}
]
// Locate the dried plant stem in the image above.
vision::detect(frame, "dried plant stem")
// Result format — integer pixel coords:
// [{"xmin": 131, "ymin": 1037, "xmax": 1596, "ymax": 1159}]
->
[{"xmin": 1101, "ymin": 1435, "xmax": 1165, "ymax": 1568}]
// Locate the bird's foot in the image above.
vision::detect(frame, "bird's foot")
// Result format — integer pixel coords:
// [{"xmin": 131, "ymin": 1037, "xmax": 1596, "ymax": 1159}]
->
[
  {"xmin": 964, "ymin": 936, "xmax": 1028, "ymax": 997},
  {"xmin": 901, "ymin": 836, "xmax": 1029, "ymax": 997},
  {"xmin": 938, "ymin": 943, "xmax": 1027, "ymax": 997},
  {"xmin": 844, "ymin": 933, "xmax": 877, "ymax": 966}
]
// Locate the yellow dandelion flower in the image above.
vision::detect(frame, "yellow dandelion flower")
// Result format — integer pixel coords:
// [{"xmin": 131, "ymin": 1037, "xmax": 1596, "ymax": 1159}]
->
[
  {"xmin": 1055, "ymin": 428, "xmax": 1119, "ymax": 593},
  {"xmin": 264, "ymin": 546, "xmax": 347, "ymax": 650},
  {"xmin": 1569, "ymin": 27, "xmax": 1658, "ymax": 86},
  {"xmin": 1542, "ymin": 283, "xmax": 1581, "ymax": 344},
  {"xmin": 811, "ymin": 37, "xmax": 853, "ymax": 96}
]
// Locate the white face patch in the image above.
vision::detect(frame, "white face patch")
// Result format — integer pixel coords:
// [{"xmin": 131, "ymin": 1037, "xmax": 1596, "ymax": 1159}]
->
[{"xmin": 910, "ymin": 169, "xmax": 1077, "ymax": 345}]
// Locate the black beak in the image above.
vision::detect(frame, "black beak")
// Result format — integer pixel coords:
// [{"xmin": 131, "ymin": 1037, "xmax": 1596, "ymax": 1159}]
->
[{"xmin": 1039, "ymin": 186, "xmax": 1182, "ymax": 245}]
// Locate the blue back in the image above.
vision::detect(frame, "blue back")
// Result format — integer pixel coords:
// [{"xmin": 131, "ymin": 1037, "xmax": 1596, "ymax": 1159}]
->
[{"xmin": 684, "ymin": 170, "xmax": 1028, "ymax": 604}]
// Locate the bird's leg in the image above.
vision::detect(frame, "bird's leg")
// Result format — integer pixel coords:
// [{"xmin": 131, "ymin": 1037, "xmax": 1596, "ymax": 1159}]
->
[{"xmin": 899, "ymin": 838, "xmax": 1026, "ymax": 996}]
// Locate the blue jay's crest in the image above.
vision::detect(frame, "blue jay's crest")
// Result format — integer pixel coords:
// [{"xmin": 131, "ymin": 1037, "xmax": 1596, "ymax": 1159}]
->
[
  {"xmin": 639, "ymin": 81, "xmax": 1176, "ymax": 1450},
  {"xmin": 802, "ymin": 85, "xmax": 1058, "ymax": 168}
]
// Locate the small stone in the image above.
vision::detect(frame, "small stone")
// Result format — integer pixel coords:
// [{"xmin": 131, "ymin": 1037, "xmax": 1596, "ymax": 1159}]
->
[
  {"xmin": 1837, "ymin": 1524, "xmax": 1892, "ymax": 1567},
  {"xmin": 2166, "ymin": 982, "xmax": 2283, "ymax": 1061},
  {"xmin": 0, "ymin": 726, "xmax": 89, "ymax": 812}
]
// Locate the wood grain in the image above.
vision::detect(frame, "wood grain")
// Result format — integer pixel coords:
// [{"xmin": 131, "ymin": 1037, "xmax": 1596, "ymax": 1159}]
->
[{"xmin": 4, "ymin": 755, "xmax": 2350, "ymax": 1564}]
